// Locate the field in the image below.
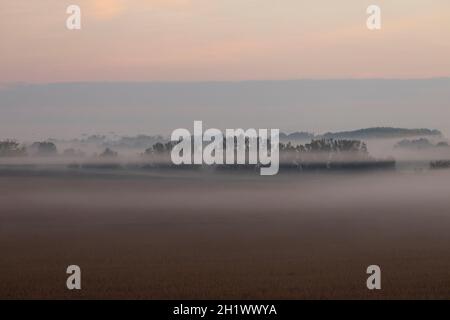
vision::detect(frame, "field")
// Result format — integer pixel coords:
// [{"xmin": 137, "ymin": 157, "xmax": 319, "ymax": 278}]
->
[{"xmin": 1, "ymin": 166, "xmax": 450, "ymax": 299}]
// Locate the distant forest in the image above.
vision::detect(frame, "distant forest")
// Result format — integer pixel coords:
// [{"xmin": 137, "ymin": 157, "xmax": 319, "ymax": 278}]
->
[{"xmin": 2, "ymin": 126, "xmax": 449, "ymax": 172}]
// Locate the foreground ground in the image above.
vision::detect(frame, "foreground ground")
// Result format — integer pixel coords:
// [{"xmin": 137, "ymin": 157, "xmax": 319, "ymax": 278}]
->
[{"xmin": 1, "ymin": 166, "xmax": 450, "ymax": 299}]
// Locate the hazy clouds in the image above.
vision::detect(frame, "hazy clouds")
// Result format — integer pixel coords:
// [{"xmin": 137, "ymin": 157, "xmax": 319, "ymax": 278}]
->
[
  {"xmin": 1, "ymin": 0, "xmax": 449, "ymax": 82},
  {"xmin": 1, "ymin": 79, "xmax": 449, "ymax": 140}
]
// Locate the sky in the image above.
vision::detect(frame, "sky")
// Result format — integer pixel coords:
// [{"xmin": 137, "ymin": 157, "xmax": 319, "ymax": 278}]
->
[
  {"xmin": 1, "ymin": 0, "xmax": 450, "ymax": 82},
  {"xmin": 0, "ymin": 1, "xmax": 450, "ymax": 140},
  {"xmin": 1, "ymin": 79, "xmax": 450, "ymax": 140}
]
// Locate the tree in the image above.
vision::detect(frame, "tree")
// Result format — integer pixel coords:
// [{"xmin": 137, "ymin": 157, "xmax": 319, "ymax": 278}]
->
[
  {"xmin": 152, "ymin": 142, "xmax": 165, "ymax": 154},
  {"xmin": 99, "ymin": 148, "xmax": 118, "ymax": 158},
  {"xmin": 30, "ymin": 142, "xmax": 57, "ymax": 156},
  {"xmin": 0, "ymin": 140, "xmax": 26, "ymax": 157}
]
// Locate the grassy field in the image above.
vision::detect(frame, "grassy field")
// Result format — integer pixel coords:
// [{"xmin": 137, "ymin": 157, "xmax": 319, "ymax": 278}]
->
[{"xmin": 1, "ymin": 167, "xmax": 450, "ymax": 299}]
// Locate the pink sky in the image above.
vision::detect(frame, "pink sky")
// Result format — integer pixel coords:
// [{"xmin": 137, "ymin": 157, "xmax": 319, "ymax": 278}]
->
[{"xmin": 1, "ymin": 0, "xmax": 450, "ymax": 83}]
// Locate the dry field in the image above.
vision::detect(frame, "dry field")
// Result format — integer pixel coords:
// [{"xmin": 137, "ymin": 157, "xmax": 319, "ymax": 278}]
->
[{"xmin": 1, "ymin": 167, "xmax": 450, "ymax": 299}]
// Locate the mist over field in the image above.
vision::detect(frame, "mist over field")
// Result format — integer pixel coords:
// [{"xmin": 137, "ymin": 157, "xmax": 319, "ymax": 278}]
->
[
  {"xmin": 1, "ymin": 0, "xmax": 450, "ymax": 302},
  {"xmin": 1, "ymin": 121, "xmax": 450, "ymax": 299},
  {"xmin": 2, "ymin": 95, "xmax": 450, "ymax": 298},
  {"xmin": 1, "ymin": 76, "xmax": 450, "ymax": 300},
  {"xmin": 2, "ymin": 166, "xmax": 450, "ymax": 299},
  {"xmin": 2, "ymin": 79, "xmax": 450, "ymax": 298}
]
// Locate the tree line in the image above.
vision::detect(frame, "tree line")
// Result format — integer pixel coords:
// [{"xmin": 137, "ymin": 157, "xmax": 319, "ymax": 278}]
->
[{"xmin": 0, "ymin": 138, "xmax": 369, "ymax": 158}]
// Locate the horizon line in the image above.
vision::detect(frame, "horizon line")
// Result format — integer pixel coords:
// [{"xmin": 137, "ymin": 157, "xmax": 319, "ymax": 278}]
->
[{"xmin": 2, "ymin": 77, "xmax": 450, "ymax": 87}]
